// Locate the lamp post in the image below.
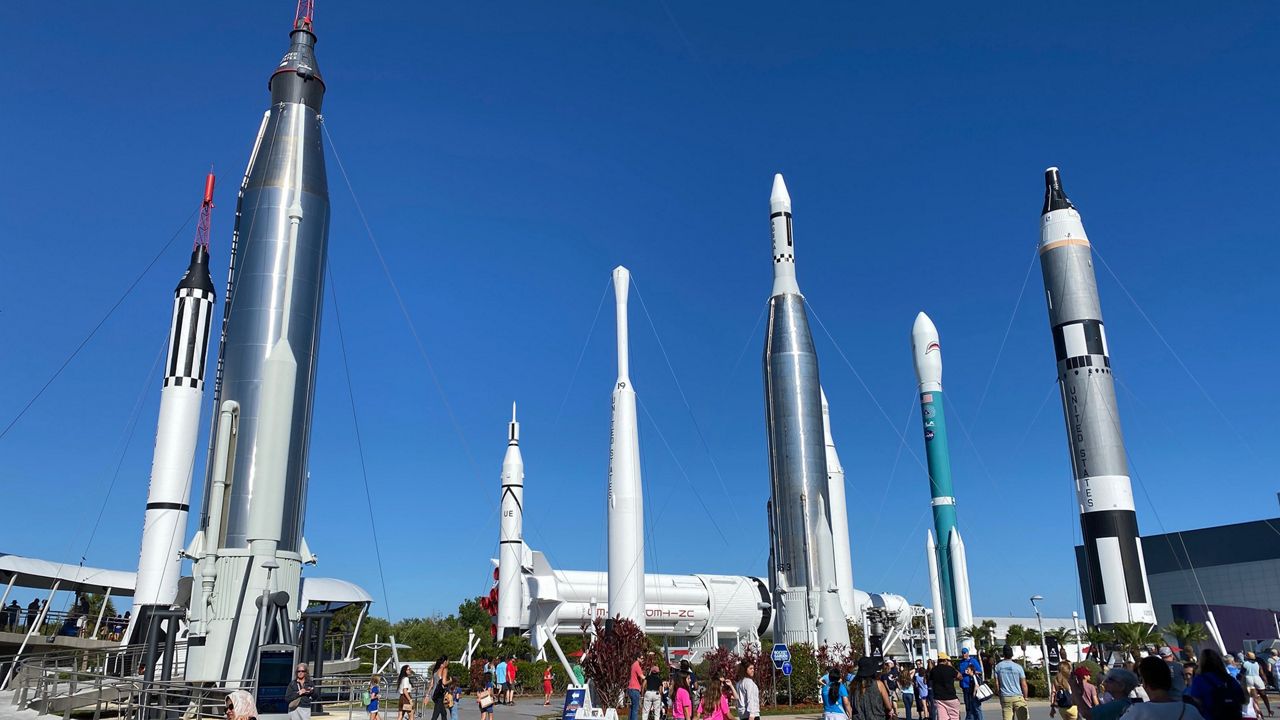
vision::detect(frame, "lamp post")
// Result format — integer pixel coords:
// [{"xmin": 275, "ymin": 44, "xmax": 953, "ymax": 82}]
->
[
  {"xmin": 1072, "ymin": 612, "xmax": 1083, "ymax": 662},
  {"xmin": 1030, "ymin": 596, "xmax": 1051, "ymax": 696}
]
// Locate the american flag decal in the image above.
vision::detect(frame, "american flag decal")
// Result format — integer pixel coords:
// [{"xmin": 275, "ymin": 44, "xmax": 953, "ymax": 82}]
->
[{"xmin": 921, "ymin": 393, "xmax": 933, "ymax": 403}]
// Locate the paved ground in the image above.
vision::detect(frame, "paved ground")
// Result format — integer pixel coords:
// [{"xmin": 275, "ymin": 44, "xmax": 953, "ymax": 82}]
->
[{"xmin": 0, "ymin": 690, "xmax": 1061, "ymax": 720}]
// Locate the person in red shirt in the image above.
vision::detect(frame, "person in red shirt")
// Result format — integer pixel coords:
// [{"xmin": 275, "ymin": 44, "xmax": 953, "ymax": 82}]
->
[
  {"xmin": 628, "ymin": 652, "xmax": 649, "ymax": 720},
  {"xmin": 506, "ymin": 657, "xmax": 518, "ymax": 705}
]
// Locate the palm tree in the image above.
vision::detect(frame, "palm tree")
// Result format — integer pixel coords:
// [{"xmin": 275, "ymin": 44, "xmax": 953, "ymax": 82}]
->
[
  {"xmin": 1024, "ymin": 628, "xmax": 1043, "ymax": 661},
  {"xmin": 960, "ymin": 620, "xmax": 998, "ymax": 653},
  {"xmin": 1048, "ymin": 627, "xmax": 1077, "ymax": 645},
  {"xmin": 1005, "ymin": 625, "xmax": 1028, "ymax": 659},
  {"xmin": 1083, "ymin": 628, "xmax": 1111, "ymax": 662},
  {"xmin": 1111, "ymin": 622, "xmax": 1162, "ymax": 662},
  {"xmin": 1163, "ymin": 620, "xmax": 1209, "ymax": 658}
]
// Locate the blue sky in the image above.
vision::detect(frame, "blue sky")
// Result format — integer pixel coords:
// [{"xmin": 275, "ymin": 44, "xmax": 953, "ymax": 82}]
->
[{"xmin": 0, "ymin": 1, "xmax": 1276, "ymax": 623}]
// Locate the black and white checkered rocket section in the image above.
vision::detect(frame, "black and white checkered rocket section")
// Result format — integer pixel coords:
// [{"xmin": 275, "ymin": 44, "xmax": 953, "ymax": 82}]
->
[
  {"xmin": 126, "ymin": 237, "xmax": 216, "ymax": 645},
  {"xmin": 763, "ymin": 174, "xmax": 850, "ymax": 646},
  {"xmin": 1038, "ymin": 167, "xmax": 1154, "ymax": 626},
  {"xmin": 186, "ymin": 11, "xmax": 330, "ymax": 682}
]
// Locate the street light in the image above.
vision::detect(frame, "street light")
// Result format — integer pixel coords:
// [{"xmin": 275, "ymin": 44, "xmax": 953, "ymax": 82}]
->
[{"xmin": 1030, "ymin": 596, "xmax": 1051, "ymax": 697}]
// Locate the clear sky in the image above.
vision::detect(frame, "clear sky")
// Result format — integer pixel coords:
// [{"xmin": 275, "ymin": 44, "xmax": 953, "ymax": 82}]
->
[{"xmin": 1, "ymin": 1, "xmax": 1276, "ymax": 623}]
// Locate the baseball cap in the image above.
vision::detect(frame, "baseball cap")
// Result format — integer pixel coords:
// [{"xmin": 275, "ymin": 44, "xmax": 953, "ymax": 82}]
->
[
  {"xmin": 961, "ymin": 647, "xmax": 970, "ymax": 654},
  {"xmin": 1073, "ymin": 667, "xmax": 1091, "ymax": 679},
  {"xmin": 937, "ymin": 652, "xmax": 951, "ymax": 661},
  {"xmin": 1159, "ymin": 647, "xmax": 1173, "ymax": 657}
]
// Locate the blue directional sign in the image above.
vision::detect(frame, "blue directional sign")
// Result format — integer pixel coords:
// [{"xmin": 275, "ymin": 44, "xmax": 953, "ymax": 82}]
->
[
  {"xmin": 781, "ymin": 661, "xmax": 793, "ymax": 677},
  {"xmin": 771, "ymin": 643, "xmax": 791, "ymax": 669}
]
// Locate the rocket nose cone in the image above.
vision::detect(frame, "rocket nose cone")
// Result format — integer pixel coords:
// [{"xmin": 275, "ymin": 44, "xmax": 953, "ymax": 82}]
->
[
  {"xmin": 1042, "ymin": 166, "xmax": 1074, "ymax": 214},
  {"xmin": 913, "ymin": 311, "xmax": 937, "ymax": 338},
  {"xmin": 612, "ymin": 265, "xmax": 631, "ymax": 286},
  {"xmin": 770, "ymin": 173, "xmax": 791, "ymax": 207}
]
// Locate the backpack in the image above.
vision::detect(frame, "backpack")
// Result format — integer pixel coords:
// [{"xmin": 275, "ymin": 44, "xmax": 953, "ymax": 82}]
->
[
  {"xmin": 1204, "ymin": 675, "xmax": 1244, "ymax": 720},
  {"xmin": 1055, "ymin": 689, "xmax": 1075, "ymax": 708}
]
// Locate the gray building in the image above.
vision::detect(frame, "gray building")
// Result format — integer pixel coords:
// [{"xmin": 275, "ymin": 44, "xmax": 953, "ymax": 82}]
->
[{"xmin": 1077, "ymin": 518, "xmax": 1280, "ymax": 647}]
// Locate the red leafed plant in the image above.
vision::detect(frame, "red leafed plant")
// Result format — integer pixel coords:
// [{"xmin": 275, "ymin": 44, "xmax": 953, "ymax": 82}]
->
[{"xmin": 581, "ymin": 616, "xmax": 649, "ymax": 708}]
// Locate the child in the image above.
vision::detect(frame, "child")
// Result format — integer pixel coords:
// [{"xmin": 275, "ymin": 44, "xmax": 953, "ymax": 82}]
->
[
  {"xmin": 368, "ymin": 675, "xmax": 382, "ymax": 720},
  {"xmin": 444, "ymin": 681, "xmax": 459, "ymax": 720},
  {"xmin": 544, "ymin": 666, "xmax": 555, "ymax": 705},
  {"xmin": 477, "ymin": 672, "xmax": 496, "ymax": 720}
]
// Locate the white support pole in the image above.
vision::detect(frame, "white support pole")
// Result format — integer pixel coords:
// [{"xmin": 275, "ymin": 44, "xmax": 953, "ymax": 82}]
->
[
  {"xmin": 348, "ymin": 604, "xmax": 367, "ymax": 660},
  {"xmin": 91, "ymin": 588, "xmax": 112, "ymax": 639},
  {"xmin": 2, "ymin": 581, "xmax": 60, "ymax": 690},
  {"xmin": 1072, "ymin": 612, "xmax": 1083, "ymax": 662},
  {"xmin": 1206, "ymin": 612, "xmax": 1227, "ymax": 655},
  {"xmin": 0, "ymin": 575, "xmax": 16, "ymax": 622}
]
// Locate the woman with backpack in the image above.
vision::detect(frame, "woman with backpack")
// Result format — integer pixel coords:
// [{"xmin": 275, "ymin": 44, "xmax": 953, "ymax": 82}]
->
[
  {"xmin": 1051, "ymin": 661, "xmax": 1078, "ymax": 720},
  {"xmin": 429, "ymin": 657, "xmax": 451, "ymax": 720},
  {"xmin": 1188, "ymin": 649, "xmax": 1247, "ymax": 720}
]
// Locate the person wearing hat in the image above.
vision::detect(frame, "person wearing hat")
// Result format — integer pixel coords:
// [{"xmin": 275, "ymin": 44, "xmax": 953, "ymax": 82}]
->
[
  {"xmin": 992, "ymin": 646, "xmax": 1028, "ymax": 720},
  {"xmin": 1078, "ymin": 668, "xmax": 1141, "ymax": 720},
  {"xmin": 851, "ymin": 657, "xmax": 895, "ymax": 720},
  {"xmin": 1157, "ymin": 647, "xmax": 1186, "ymax": 701},
  {"xmin": 929, "ymin": 654, "xmax": 962, "ymax": 720},
  {"xmin": 957, "ymin": 648, "xmax": 985, "ymax": 720},
  {"xmin": 1241, "ymin": 652, "xmax": 1273, "ymax": 715},
  {"xmin": 1069, "ymin": 667, "xmax": 1100, "ymax": 715}
]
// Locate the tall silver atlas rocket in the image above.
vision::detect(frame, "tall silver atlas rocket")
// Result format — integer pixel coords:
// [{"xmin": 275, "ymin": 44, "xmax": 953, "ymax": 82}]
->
[
  {"xmin": 763, "ymin": 174, "xmax": 850, "ymax": 647},
  {"xmin": 1038, "ymin": 168, "xmax": 1154, "ymax": 626},
  {"xmin": 186, "ymin": 2, "xmax": 332, "ymax": 681},
  {"xmin": 126, "ymin": 172, "xmax": 219, "ymax": 646}
]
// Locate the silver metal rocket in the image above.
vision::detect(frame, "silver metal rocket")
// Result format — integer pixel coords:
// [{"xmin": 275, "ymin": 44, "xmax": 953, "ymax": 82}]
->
[
  {"xmin": 762, "ymin": 174, "xmax": 849, "ymax": 647},
  {"xmin": 608, "ymin": 266, "xmax": 646, "ymax": 630},
  {"xmin": 187, "ymin": 4, "xmax": 330, "ymax": 681},
  {"xmin": 1038, "ymin": 167, "xmax": 1154, "ymax": 626},
  {"xmin": 497, "ymin": 404, "xmax": 526, "ymax": 638},
  {"xmin": 126, "ymin": 172, "xmax": 218, "ymax": 645}
]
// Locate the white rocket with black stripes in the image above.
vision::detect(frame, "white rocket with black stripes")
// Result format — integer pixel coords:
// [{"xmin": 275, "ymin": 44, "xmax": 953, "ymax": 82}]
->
[
  {"xmin": 497, "ymin": 404, "xmax": 525, "ymax": 638},
  {"xmin": 126, "ymin": 172, "xmax": 218, "ymax": 645},
  {"xmin": 1039, "ymin": 167, "xmax": 1155, "ymax": 626}
]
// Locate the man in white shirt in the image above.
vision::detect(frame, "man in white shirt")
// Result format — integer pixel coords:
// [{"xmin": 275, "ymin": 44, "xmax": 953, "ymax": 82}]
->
[{"xmin": 736, "ymin": 661, "xmax": 760, "ymax": 720}]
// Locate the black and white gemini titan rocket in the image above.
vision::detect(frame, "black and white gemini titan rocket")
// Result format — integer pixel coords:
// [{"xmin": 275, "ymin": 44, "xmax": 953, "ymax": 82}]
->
[
  {"xmin": 186, "ymin": 2, "xmax": 331, "ymax": 681},
  {"xmin": 126, "ymin": 172, "xmax": 218, "ymax": 646},
  {"xmin": 763, "ymin": 174, "xmax": 850, "ymax": 647},
  {"xmin": 1039, "ymin": 168, "xmax": 1155, "ymax": 626}
]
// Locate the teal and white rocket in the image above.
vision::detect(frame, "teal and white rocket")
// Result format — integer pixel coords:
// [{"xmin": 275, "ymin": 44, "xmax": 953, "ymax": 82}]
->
[{"xmin": 912, "ymin": 312, "xmax": 973, "ymax": 655}]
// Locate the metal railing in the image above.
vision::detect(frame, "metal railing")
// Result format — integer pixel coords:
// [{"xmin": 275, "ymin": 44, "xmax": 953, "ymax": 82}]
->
[{"xmin": 6, "ymin": 643, "xmax": 381, "ymax": 720}]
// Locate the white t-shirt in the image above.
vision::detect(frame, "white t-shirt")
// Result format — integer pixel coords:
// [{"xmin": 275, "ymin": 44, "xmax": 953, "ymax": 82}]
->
[
  {"xmin": 400, "ymin": 677, "xmax": 413, "ymax": 696},
  {"xmin": 1123, "ymin": 700, "xmax": 1205, "ymax": 720}
]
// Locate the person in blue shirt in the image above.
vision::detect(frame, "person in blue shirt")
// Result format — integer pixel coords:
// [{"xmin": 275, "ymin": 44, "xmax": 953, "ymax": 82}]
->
[
  {"xmin": 495, "ymin": 659, "xmax": 508, "ymax": 704},
  {"xmin": 958, "ymin": 648, "xmax": 984, "ymax": 720},
  {"xmin": 823, "ymin": 667, "xmax": 853, "ymax": 720}
]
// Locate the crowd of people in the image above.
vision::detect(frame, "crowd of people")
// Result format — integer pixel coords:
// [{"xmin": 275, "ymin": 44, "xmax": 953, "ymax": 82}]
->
[
  {"xmin": 0, "ymin": 594, "xmax": 136, "ymax": 640},
  {"xmin": 815, "ymin": 644, "xmax": 1280, "ymax": 720},
  {"xmin": 354, "ymin": 642, "xmax": 1280, "ymax": 720}
]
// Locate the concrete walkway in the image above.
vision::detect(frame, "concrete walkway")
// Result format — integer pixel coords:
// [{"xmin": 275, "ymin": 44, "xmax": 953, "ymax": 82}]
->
[{"xmin": 0, "ymin": 690, "xmax": 1060, "ymax": 720}]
